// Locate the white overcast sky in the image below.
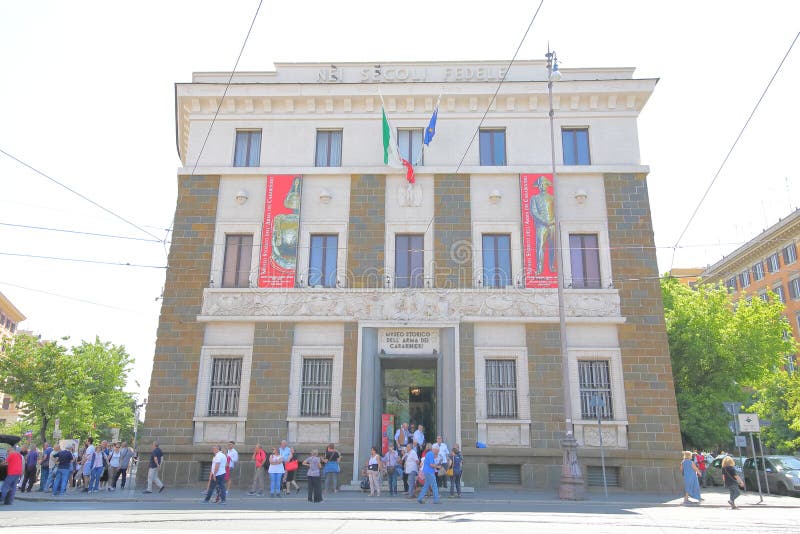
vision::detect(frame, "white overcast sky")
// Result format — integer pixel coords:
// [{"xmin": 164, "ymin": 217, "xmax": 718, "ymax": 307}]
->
[{"xmin": 1, "ymin": 1, "xmax": 798, "ymax": 399}]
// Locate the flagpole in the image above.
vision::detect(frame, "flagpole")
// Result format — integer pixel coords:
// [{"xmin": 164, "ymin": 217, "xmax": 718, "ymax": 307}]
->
[{"xmin": 420, "ymin": 88, "xmax": 443, "ymax": 165}]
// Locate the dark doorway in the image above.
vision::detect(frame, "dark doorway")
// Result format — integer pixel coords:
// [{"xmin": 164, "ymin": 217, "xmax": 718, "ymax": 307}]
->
[{"xmin": 381, "ymin": 358, "xmax": 436, "ymax": 445}]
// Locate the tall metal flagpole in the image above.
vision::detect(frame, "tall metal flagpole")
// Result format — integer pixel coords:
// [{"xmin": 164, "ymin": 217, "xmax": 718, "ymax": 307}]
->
[{"xmin": 547, "ymin": 46, "xmax": 584, "ymax": 500}]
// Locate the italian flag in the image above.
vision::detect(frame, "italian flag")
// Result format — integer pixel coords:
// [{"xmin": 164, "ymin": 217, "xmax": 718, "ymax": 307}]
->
[{"xmin": 382, "ymin": 106, "xmax": 415, "ymax": 184}]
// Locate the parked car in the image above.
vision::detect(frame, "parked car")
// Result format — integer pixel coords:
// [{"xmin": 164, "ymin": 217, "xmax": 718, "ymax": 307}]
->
[
  {"xmin": 742, "ymin": 456, "xmax": 800, "ymax": 496},
  {"xmin": 707, "ymin": 455, "xmax": 744, "ymax": 486}
]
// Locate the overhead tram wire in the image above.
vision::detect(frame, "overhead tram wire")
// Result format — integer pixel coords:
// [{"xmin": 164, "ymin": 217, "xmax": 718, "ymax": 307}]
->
[
  {"xmin": 0, "ymin": 251, "xmax": 166, "ymax": 269},
  {"xmin": 668, "ymin": 31, "xmax": 800, "ymax": 271},
  {"xmin": 0, "ymin": 281, "xmax": 146, "ymax": 313},
  {"xmin": 165, "ymin": 0, "xmax": 265, "ymax": 249},
  {"xmin": 0, "ymin": 148, "xmax": 163, "ymax": 242},
  {"xmin": 0, "ymin": 222, "xmax": 165, "ymax": 243}
]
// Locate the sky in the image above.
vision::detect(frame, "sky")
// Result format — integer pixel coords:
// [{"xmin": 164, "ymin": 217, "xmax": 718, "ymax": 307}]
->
[{"xmin": 1, "ymin": 0, "xmax": 798, "ymax": 401}]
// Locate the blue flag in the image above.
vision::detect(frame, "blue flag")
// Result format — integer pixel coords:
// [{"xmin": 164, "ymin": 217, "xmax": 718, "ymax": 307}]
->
[{"xmin": 424, "ymin": 106, "xmax": 438, "ymax": 146}]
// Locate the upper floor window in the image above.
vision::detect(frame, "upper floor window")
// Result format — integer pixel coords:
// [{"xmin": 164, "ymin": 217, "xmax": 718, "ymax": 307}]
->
[
  {"xmin": 395, "ymin": 234, "xmax": 424, "ymax": 288},
  {"xmin": 739, "ymin": 270, "xmax": 751, "ymax": 289},
  {"xmin": 562, "ymin": 128, "xmax": 590, "ymax": 165},
  {"xmin": 233, "ymin": 130, "xmax": 261, "ymax": 167},
  {"xmin": 479, "ymin": 129, "xmax": 506, "ymax": 166},
  {"xmin": 773, "ymin": 284, "xmax": 786, "ymax": 304},
  {"xmin": 315, "ymin": 130, "xmax": 342, "ymax": 167},
  {"xmin": 485, "ymin": 359, "xmax": 517, "ymax": 419},
  {"xmin": 783, "ymin": 243, "xmax": 797, "ymax": 266},
  {"xmin": 766, "ymin": 253, "xmax": 780, "ymax": 273},
  {"xmin": 726, "ymin": 277, "xmax": 738, "ymax": 292},
  {"xmin": 207, "ymin": 358, "xmax": 242, "ymax": 416},
  {"xmin": 398, "ymin": 129, "xmax": 424, "ymax": 166},
  {"xmin": 569, "ymin": 234, "xmax": 601, "ymax": 289},
  {"xmin": 789, "ymin": 278, "xmax": 800, "ymax": 301},
  {"xmin": 308, "ymin": 234, "xmax": 338, "ymax": 288},
  {"xmin": 752, "ymin": 261, "xmax": 765, "ymax": 281},
  {"xmin": 301, "ymin": 358, "xmax": 333, "ymax": 417},
  {"xmin": 759, "ymin": 291, "xmax": 769, "ymax": 302},
  {"xmin": 578, "ymin": 360, "xmax": 614, "ymax": 420},
  {"xmin": 222, "ymin": 234, "xmax": 253, "ymax": 288},
  {"xmin": 482, "ymin": 234, "xmax": 512, "ymax": 288}
]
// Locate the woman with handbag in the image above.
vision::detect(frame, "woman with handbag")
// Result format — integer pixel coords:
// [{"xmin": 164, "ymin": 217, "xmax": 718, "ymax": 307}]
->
[
  {"xmin": 722, "ymin": 456, "xmax": 745, "ymax": 509},
  {"xmin": 322, "ymin": 443, "xmax": 341, "ymax": 494},
  {"xmin": 283, "ymin": 448, "xmax": 300, "ymax": 495},
  {"xmin": 448, "ymin": 444, "xmax": 463, "ymax": 498},
  {"xmin": 365, "ymin": 447, "xmax": 383, "ymax": 497}
]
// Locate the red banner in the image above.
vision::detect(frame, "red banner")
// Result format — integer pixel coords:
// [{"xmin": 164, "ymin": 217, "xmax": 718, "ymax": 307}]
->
[
  {"xmin": 520, "ymin": 173, "xmax": 558, "ymax": 288},
  {"xmin": 381, "ymin": 414, "xmax": 395, "ymax": 455},
  {"xmin": 258, "ymin": 175, "xmax": 302, "ymax": 288}
]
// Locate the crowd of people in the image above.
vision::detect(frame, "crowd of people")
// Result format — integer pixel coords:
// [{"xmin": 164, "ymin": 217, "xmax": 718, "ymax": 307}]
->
[{"xmin": 0, "ymin": 437, "xmax": 139, "ymax": 505}]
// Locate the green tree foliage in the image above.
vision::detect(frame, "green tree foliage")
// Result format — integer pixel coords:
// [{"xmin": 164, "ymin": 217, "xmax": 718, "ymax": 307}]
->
[
  {"xmin": 662, "ymin": 277, "xmax": 795, "ymax": 449},
  {"xmin": 0, "ymin": 333, "xmax": 134, "ymax": 444}
]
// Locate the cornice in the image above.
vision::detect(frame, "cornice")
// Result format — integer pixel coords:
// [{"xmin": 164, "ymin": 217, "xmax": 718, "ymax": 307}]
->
[{"xmin": 0, "ymin": 291, "xmax": 25, "ymax": 322}]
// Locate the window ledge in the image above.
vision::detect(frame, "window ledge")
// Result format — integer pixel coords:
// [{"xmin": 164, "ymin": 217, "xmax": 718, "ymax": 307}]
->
[
  {"xmin": 476, "ymin": 418, "xmax": 531, "ymax": 425},
  {"xmin": 193, "ymin": 416, "xmax": 248, "ymax": 423},
  {"xmin": 574, "ymin": 419, "xmax": 628, "ymax": 426},
  {"xmin": 286, "ymin": 416, "xmax": 341, "ymax": 423}
]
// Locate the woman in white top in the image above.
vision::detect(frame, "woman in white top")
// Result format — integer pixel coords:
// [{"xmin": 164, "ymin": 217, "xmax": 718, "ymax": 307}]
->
[
  {"xmin": 268, "ymin": 447, "xmax": 285, "ymax": 497},
  {"xmin": 107, "ymin": 444, "xmax": 122, "ymax": 492},
  {"xmin": 365, "ymin": 447, "xmax": 383, "ymax": 497}
]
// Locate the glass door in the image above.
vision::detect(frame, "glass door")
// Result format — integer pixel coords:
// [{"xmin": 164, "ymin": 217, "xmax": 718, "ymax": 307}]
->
[{"xmin": 381, "ymin": 360, "xmax": 436, "ymax": 444}]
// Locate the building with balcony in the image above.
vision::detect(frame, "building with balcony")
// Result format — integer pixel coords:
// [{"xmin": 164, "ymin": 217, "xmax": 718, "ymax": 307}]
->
[
  {"xmin": 0, "ymin": 290, "xmax": 26, "ymax": 424},
  {"xmin": 701, "ymin": 208, "xmax": 800, "ymax": 365},
  {"xmin": 144, "ymin": 60, "xmax": 681, "ymax": 492}
]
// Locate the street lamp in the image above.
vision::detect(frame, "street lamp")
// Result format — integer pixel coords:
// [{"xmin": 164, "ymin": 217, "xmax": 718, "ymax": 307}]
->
[{"xmin": 547, "ymin": 47, "xmax": 585, "ymax": 500}]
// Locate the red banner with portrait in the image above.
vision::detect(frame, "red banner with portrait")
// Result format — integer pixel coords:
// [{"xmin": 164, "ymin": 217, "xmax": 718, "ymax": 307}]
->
[
  {"xmin": 258, "ymin": 175, "xmax": 302, "ymax": 288},
  {"xmin": 520, "ymin": 173, "xmax": 558, "ymax": 288},
  {"xmin": 381, "ymin": 414, "xmax": 395, "ymax": 455}
]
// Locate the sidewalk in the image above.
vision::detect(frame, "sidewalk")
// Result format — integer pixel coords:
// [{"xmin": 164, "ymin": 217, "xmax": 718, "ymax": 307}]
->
[{"xmin": 15, "ymin": 484, "xmax": 800, "ymax": 508}]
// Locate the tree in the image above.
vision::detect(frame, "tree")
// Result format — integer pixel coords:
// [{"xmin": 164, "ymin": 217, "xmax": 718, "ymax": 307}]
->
[
  {"xmin": 0, "ymin": 333, "xmax": 135, "ymax": 444},
  {"xmin": 661, "ymin": 277, "xmax": 795, "ymax": 449}
]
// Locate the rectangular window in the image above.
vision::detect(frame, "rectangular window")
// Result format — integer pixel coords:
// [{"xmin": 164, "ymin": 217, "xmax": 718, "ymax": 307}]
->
[
  {"xmin": 726, "ymin": 277, "xmax": 737, "ymax": 291},
  {"xmin": 569, "ymin": 234, "xmax": 601, "ymax": 289},
  {"xmin": 222, "ymin": 234, "xmax": 253, "ymax": 288},
  {"xmin": 579, "ymin": 360, "xmax": 614, "ymax": 420},
  {"xmin": 783, "ymin": 243, "xmax": 797, "ymax": 265},
  {"xmin": 482, "ymin": 234, "xmax": 512, "ymax": 288},
  {"xmin": 207, "ymin": 358, "xmax": 242, "ymax": 416},
  {"xmin": 308, "ymin": 234, "xmax": 338, "ymax": 288},
  {"xmin": 773, "ymin": 285, "xmax": 786, "ymax": 304},
  {"xmin": 233, "ymin": 130, "xmax": 261, "ymax": 167},
  {"xmin": 479, "ymin": 129, "xmax": 506, "ymax": 166},
  {"xmin": 759, "ymin": 291, "xmax": 769, "ymax": 302},
  {"xmin": 766, "ymin": 253, "xmax": 780, "ymax": 273},
  {"xmin": 752, "ymin": 261, "xmax": 765, "ymax": 281},
  {"xmin": 300, "ymin": 358, "xmax": 333, "ymax": 416},
  {"xmin": 398, "ymin": 129, "xmax": 424, "ymax": 166},
  {"xmin": 739, "ymin": 270, "xmax": 751, "ymax": 289},
  {"xmin": 789, "ymin": 278, "xmax": 800, "ymax": 301},
  {"xmin": 485, "ymin": 360, "xmax": 517, "ymax": 418},
  {"xmin": 315, "ymin": 130, "xmax": 342, "ymax": 167},
  {"xmin": 562, "ymin": 128, "xmax": 591, "ymax": 165},
  {"xmin": 2, "ymin": 397, "xmax": 10, "ymax": 410},
  {"xmin": 395, "ymin": 234, "xmax": 424, "ymax": 288}
]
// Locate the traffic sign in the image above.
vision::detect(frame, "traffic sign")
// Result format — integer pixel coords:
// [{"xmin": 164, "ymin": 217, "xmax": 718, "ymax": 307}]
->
[
  {"xmin": 735, "ymin": 435, "xmax": 747, "ymax": 447},
  {"xmin": 738, "ymin": 413, "xmax": 761, "ymax": 433}
]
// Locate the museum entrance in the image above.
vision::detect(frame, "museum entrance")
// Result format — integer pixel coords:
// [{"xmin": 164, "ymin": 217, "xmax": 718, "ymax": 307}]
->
[{"xmin": 381, "ymin": 358, "xmax": 437, "ymax": 447}]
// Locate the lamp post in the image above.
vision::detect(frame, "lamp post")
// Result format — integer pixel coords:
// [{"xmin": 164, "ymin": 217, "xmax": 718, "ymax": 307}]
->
[
  {"xmin": 547, "ymin": 47, "xmax": 585, "ymax": 500},
  {"xmin": 128, "ymin": 397, "xmax": 147, "ymax": 493}
]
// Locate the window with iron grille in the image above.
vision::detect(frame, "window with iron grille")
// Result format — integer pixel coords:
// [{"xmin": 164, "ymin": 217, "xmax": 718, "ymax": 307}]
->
[
  {"xmin": 208, "ymin": 358, "xmax": 242, "ymax": 416},
  {"xmin": 301, "ymin": 358, "xmax": 333, "ymax": 416},
  {"xmin": 783, "ymin": 243, "xmax": 797, "ymax": 265},
  {"xmin": 766, "ymin": 253, "xmax": 780, "ymax": 273},
  {"xmin": 485, "ymin": 360, "xmax": 517, "ymax": 418},
  {"xmin": 752, "ymin": 261, "xmax": 765, "ymax": 281},
  {"xmin": 579, "ymin": 360, "xmax": 613, "ymax": 420}
]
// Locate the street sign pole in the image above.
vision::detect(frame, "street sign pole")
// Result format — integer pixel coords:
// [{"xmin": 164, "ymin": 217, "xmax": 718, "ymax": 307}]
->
[
  {"xmin": 749, "ymin": 432, "xmax": 764, "ymax": 503},
  {"xmin": 756, "ymin": 433, "xmax": 770, "ymax": 495}
]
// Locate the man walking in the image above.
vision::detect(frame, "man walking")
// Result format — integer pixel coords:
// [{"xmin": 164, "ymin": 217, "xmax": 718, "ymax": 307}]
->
[
  {"xmin": 1, "ymin": 446, "xmax": 23, "ymax": 504},
  {"xmin": 113, "ymin": 441, "xmax": 134, "ymax": 490},
  {"xmin": 52, "ymin": 445, "xmax": 74, "ymax": 496},
  {"xmin": 417, "ymin": 444, "xmax": 441, "ymax": 505},
  {"xmin": 20, "ymin": 444, "xmax": 39, "ymax": 492},
  {"xmin": 203, "ymin": 445, "xmax": 227, "ymax": 504},
  {"xmin": 226, "ymin": 441, "xmax": 238, "ymax": 496},
  {"xmin": 144, "ymin": 441, "xmax": 165, "ymax": 494}
]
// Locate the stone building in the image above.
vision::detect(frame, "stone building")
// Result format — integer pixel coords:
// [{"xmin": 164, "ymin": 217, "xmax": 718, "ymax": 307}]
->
[
  {"xmin": 701, "ymin": 208, "xmax": 800, "ymax": 369},
  {"xmin": 0, "ymin": 290, "xmax": 25, "ymax": 424},
  {"xmin": 143, "ymin": 60, "xmax": 681, "ymax": 492}
]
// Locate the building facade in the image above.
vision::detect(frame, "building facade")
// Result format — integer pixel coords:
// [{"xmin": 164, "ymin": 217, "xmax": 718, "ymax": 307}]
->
[
  {"xmin": 0, "ymin": 290, "xmax": 26, "ymax": 424},
  {"xmin": 701, "ymin": 208, "xmax": 800, "ymax": 367},
  {"xmin": 144, "ymin": 60, "xmax": 681, "ymax": 492}
]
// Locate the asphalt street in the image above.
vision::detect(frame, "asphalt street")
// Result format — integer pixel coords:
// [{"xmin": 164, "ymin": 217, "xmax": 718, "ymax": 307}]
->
[{"xmin": 4, "ymin": 487, "xmax": 799, "ymax": 533}]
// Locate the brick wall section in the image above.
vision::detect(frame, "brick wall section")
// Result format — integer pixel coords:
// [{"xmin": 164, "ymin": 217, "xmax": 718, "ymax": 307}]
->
[
  {"xmin": 434, "ymin": 174, "xmax": 472, "ymax": 288},
  {"xmin": 604, "ymin": 173, "xmax": 682, "ymax": 453},
  {"xmin": 458, "ymin": 323, "xmax": 476, "ymax": 446},
  {"xmin": 245, "ymin": 323, "xmax": 294, "ymax": 445},
  {"xmin": 347, "ymin": 174, "xmax": 385, "ymax": 288},
  {"xmin": 526, "ymin": 324, "xmax": 565, "ymax": 450},
  {"xmin": 144, "ymin": 174, "xmax": 219, "ymax": 449}
]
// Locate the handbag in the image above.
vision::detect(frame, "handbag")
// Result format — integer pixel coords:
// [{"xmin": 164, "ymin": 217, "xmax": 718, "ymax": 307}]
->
[
  {"xmin": 446, "ymin": 467, "xmax": 454, "ymax": 477},
  {"xmin": 368, "ymin": 463, "xmax": 379, "ymax": 471},
  {"xmin": 285, "ymin": 459, "xmax": 299, "ymax": 472},
  {"xmin": 416, "ymin": 471, "xmax": 425, "ymax": 485}
]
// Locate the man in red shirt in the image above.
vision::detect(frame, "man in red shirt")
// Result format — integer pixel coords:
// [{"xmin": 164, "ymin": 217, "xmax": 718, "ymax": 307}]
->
[{"xmin": 1, "ymin": 448, "xmax": 23, "ymax": 505}]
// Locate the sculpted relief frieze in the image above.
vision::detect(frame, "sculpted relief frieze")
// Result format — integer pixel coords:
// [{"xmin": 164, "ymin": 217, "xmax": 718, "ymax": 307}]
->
[{"xmin": 200, "ymin": 288, "xmax": 620, "ymax": 322}]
